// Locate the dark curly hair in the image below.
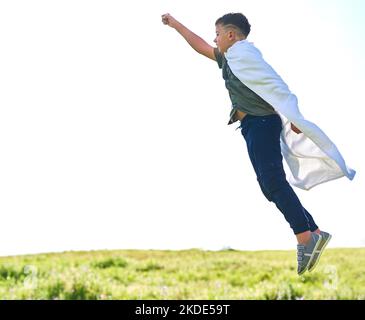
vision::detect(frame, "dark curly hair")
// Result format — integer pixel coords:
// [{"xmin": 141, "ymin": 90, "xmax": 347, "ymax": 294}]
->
[{"xmin": 215, "ymin": 13, "xmax": 251, "ymax": 37}]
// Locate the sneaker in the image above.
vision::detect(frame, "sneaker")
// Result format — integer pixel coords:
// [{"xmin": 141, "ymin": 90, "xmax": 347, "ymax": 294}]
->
[
  {"xmin": 297, "ymin": 233, "xmax": 322, "ymax": 275},
  {"xmin": 307, "ymin": 231, "xmax": 332, "ymax": 272}
]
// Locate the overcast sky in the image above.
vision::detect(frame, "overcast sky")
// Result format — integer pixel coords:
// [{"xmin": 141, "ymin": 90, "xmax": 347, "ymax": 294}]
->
[{"xmin": 0, "ymin": 0, "xmax": 364, "ymax": 256}]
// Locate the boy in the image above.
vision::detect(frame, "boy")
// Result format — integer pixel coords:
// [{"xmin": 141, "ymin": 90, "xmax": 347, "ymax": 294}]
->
[{"xmin": 162, "ymin": 13, "xmax": 355, "ymax": 274}]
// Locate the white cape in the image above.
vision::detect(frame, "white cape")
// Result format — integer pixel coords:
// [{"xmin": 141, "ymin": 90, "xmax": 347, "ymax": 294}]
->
[{"xmin": 225, "ymin": 40, "xmax": 355, "ymax": 190}]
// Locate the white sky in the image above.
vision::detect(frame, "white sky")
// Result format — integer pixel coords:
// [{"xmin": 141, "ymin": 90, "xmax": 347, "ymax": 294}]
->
[{"xmin": 0, "ymin": 0, "xmax": 364, "ymax": 256}]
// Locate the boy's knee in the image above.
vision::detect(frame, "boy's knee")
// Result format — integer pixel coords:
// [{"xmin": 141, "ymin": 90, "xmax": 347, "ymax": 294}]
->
[
  {"xmin": 257, "ymin": 179, "xmax": 272, "ymax": 201},
  {"xmin": 257, "ymin": 172, "xmax": 288, "ymax": 201}
]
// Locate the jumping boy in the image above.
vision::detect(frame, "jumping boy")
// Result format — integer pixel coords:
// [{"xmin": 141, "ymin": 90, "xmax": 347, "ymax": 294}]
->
[{"xmin": 161, "ymin": 13, "xmax": 355, "ymax": 274}]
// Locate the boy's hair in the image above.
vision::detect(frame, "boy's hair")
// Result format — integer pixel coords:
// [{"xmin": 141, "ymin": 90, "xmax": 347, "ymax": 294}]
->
[{"xmin": 215, "ymin": 13, "xmax": 251, "ymax": 37}]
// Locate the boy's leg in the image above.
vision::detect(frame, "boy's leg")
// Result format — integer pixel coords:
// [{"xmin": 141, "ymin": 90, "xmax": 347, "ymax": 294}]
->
[
  {"xmin": 240, "ymin": 114, "xmax": 324, "ymax": 274},
  {"xmin": 302, "ymin": 208, "xmax": 319, "ymax": 233},
  {"xmin": 240, "ymin": 114, "xmax": 312, "ymax": 235}
]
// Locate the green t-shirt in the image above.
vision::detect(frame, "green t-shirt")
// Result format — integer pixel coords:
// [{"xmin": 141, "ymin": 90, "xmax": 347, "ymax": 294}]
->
[{"xmin": 214, "ymin": 48, "xmax": 276, "ymax": 125}]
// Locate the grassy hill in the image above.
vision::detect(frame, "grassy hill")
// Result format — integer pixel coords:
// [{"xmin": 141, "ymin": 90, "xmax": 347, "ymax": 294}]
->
[{"xmin": 0, "ymin": 248, "xmax": 364, "ymax": 299}]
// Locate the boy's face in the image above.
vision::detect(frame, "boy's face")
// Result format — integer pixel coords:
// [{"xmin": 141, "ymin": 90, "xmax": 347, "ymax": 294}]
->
[{"xmin": 214, "ymin": 24, "xmax": 234, "ymax": 53}]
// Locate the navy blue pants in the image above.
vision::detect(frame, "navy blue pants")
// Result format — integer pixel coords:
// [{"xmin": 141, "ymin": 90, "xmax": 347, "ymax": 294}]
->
[{"xmin": 239, "ymin": 114, "xmax": 318, "ymax": 235}]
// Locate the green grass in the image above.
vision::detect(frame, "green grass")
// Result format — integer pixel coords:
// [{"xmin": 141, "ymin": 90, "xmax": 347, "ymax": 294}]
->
[{"xmin": 0, "ymin": 248, "xmax": 364, "ymax": 300}]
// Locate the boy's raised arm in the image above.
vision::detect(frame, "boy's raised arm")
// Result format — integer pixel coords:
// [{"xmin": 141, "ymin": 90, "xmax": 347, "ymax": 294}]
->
[{"xmin": 161, "ymin": 13, "xmax": 216, "ymax": 61}]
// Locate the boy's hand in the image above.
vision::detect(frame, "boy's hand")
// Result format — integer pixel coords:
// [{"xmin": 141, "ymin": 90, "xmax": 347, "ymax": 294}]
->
[
  {"xmin": 161, "ymin": 13, "xmax": 179, "ymax": 29},
  {"xmin": 291, "ymin": 123, "xmax": 302, "ymax": 134},
  {"xmin": 161, "ymin": 13, "xmax": 215, "ymax": 60}
]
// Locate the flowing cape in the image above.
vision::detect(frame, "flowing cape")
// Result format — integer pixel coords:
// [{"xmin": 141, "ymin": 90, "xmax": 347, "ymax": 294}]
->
[{"xmin": 225, "ymin": 40, "xmax": 355, "ymax": 190}]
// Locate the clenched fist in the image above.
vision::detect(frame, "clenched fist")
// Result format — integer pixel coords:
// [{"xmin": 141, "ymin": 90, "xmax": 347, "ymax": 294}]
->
[{"xmin": 161, "ymin": 13, "xmax": 179, "ymax": 29}]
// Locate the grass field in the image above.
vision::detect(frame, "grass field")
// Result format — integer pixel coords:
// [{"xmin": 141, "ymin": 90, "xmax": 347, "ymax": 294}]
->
[{"xmin": 0, "ymin": 248, "xmax": 364, "ymax": 300}]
